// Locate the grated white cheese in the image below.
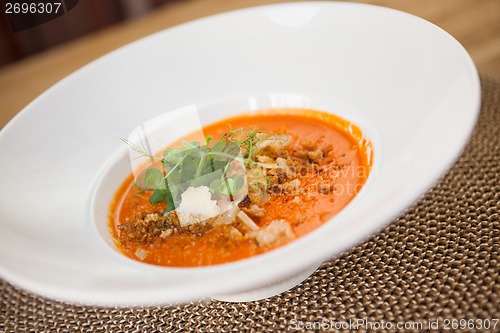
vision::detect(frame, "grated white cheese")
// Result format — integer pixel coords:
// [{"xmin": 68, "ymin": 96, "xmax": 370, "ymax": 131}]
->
[
  {"xmin": 255, "ymin": 135, "xmax": 288, "ymax": 153},
  {"xmin": 176, "ymin": 186, "xmax": 221, "ymax": 227},
  {"xmin": 248, "ymin": 220, "xmax": 294, "ymax": 247},
  {"xmin": 237, "ymin": 210, "xmax": 260, "ymax": 231},
  {"xmin": 135, "ymin": 248, "xmax": 148, "ymax": 260}
]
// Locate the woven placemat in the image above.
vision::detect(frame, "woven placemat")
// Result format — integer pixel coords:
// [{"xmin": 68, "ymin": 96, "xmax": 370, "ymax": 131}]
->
[{"xmin": 1, "ymin": 77, "xmax": 499, "ymax": 333}]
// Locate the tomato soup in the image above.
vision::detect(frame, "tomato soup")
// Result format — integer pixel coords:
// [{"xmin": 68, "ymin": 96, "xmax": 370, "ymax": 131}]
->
[{"xmin": 109, "ymin": 109, "xmax": 372, "ymax": 267}]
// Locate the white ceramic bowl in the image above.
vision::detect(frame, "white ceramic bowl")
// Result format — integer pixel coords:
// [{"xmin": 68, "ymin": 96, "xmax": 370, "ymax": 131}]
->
[
  {"xmin": 87, "ymin": 94, "xmax": 377, "ymax": 302},
  {"xmin": 0, "ymin": 2, "xmax": 479, "ymax": 306}
]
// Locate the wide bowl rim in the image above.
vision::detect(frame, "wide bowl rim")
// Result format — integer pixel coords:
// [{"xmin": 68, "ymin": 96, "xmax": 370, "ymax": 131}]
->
[
  {"xmin": 0, "ymin": 1, "xmax": 481, "ymax": 306},
  {"xmin": 85, "ymin": 94, "xmax": 380, "ymax": 273}
]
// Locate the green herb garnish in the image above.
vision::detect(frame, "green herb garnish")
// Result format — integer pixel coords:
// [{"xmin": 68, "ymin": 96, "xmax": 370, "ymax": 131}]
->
[{"xmin": 123, "ymin": 128, "xmax": 288, "ymax": 214}]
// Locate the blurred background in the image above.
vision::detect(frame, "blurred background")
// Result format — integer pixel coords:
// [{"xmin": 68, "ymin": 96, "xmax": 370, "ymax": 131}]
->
[
  {"xmin": 0, "ymin": 0, "xmax": 179, "ymax": 66},
  {"xmin": 1, "ymin": 0, "xmax": 500, "ymax": 71},
  {"xmin": 1, "ymin": 0, "xmax": 500, "ymax": 127}
]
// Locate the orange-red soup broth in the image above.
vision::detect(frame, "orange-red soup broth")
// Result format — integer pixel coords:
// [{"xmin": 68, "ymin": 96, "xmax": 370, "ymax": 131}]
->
[{"xmin": 109, "ymin": 109, "xmax": 372, "ymax": 267}]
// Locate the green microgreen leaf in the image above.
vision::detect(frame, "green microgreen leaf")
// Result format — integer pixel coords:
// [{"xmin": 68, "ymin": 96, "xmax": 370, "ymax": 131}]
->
[
  {"xmin": 124, "ymin": 128, "xmax": 289, "ymax": 209},
  {"xmin": 182, "ymin": 140, "xmax": 200, "ymax": 150},
  {"xmin": 210, "ymin": 175, "xmax": 244, "ymax": 196},
  {"xmin": 164, "ymin": 186, "xmax": 175, "ymax": 213},
  {"xmin": 144, "ymin": 168, "xmax": 165, "ymax": 189},
  {"xmin": 121, "ymin": 138, "xmax": 160, "ymax": 161},
  {"xmin": 191, "ymin": 169, "xmax": 223, "ymax": 188},
  {"xmin": 149, "ymin": 189, "xmax": 167, "ymax": 204}
]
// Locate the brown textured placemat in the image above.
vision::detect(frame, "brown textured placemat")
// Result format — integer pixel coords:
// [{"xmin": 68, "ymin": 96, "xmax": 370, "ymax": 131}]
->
[{"xmin": 1, "ymin": 77, "xmax": 499, "ymax": 333}]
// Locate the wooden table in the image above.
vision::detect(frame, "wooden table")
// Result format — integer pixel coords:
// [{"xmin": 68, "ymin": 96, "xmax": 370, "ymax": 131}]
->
[{"xmin": 1, "ymin": 0, "xmax": 499, "ymax": 129}]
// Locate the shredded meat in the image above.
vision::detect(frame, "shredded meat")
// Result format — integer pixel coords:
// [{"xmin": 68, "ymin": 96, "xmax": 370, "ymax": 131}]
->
[
  {"xmin": 118, "ymin": 211, "xmax": 179, "ymax": 245},
  {"xmin": 319, "ymin": 183, "xmax": 335, "ymax": 195},
  {"xmin": 289, "ymin": 140, "xmax": 333, "ymax": 165},
  {"xmin": 238, "ymin": 195, "xmax": 251, "ymax": 208},
  {"xmin": 120, "ymin": 129, "xmax": 342, "ymax": 247},
  {"xmin": 286, "ymin": 156, "xmax": 308, "ymax": 176},
  {"xmin": 300, "ymin": 140, "xmax": 317, "ymax": 150},
  {"xmin": 119, "ymin": 208, "xmax": 241, "ymax": 246},
  {"xmin": 307, "ymin": 149, "xmax": 324, "ymax": 163},
  {"xmin": 241, "ymin": 204, "xmax": 265, "ymax": 219},
  {"xmin": 267, "ymin": 168, "xmax": 287, "ymax": 186}
]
